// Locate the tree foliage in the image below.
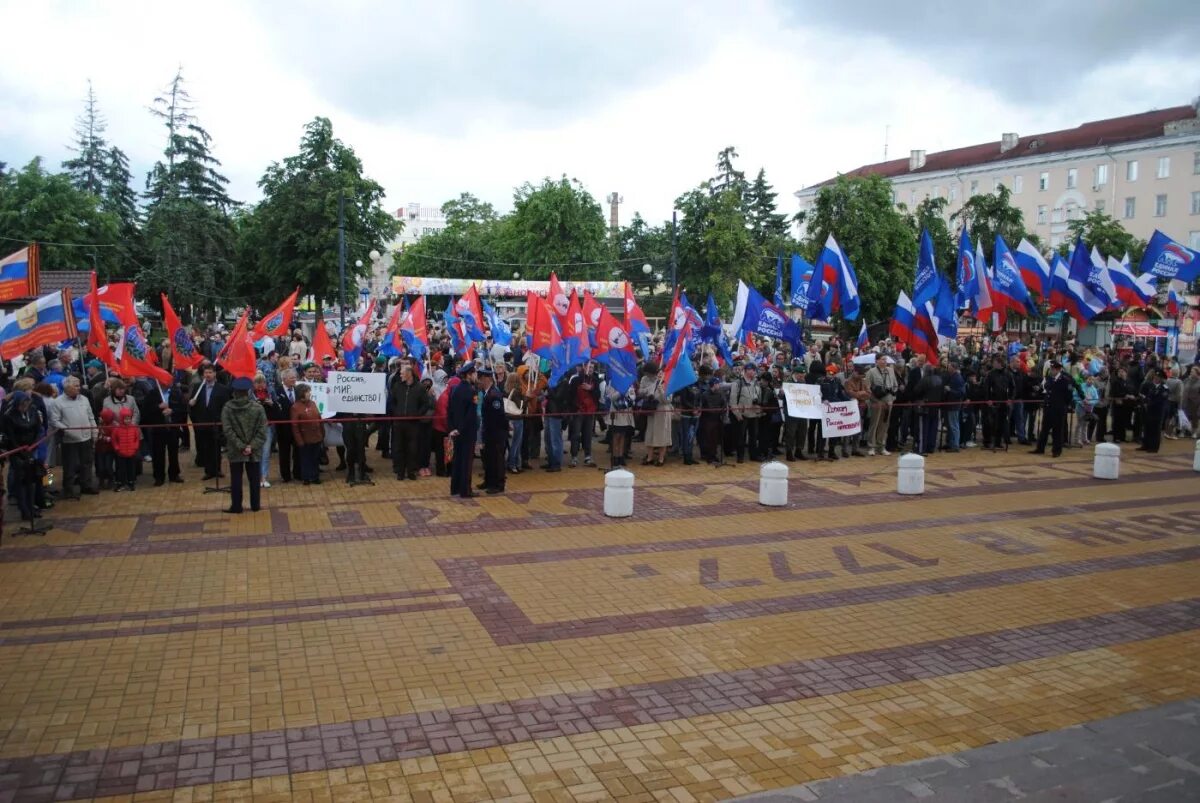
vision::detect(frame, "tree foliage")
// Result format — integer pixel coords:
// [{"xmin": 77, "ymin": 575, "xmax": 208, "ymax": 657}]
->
[
  {"xmin": 62, "ymin": 81, "xmax": 108, "ymax": 197},
  {"xmin": 0, "ymin": 158, "xmax": 122, "ymax": 276},
  {"xmin": 800, "ymin": 174, "xmax": 917, "ymax": 329},
  {"xmin": 141, "ymin": 69, "xmax": 237, "ymax": 318},
  {"xmin": 908, "ymin": 196, "xmax": 956, "ymax": 283},
  {"xmin": 238, "ymin": 116, "xmax": 399, "ymax": 308},
  {"xmin": 951, "ymin": 183, "xmax": 1036, "ymax": 262},
  {"xmin": 1064, "ymin": 210, "xmax": 1146, "ymax": 263}
]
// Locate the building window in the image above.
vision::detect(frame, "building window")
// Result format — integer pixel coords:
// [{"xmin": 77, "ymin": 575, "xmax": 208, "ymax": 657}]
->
[
  {"xmin": 1094, "ymin": 164, "xmax": 1108, "ymax": 187},
  {"xmin": 1039, "ymin": 172, "xmax": 1049, "ymax": 191},
  {"xmin": 1194, "ymin": 151, "xmax": 1200, "ymax": 175},
  {"xmin": 1013, "ymin": 176, "xmax": 1023, "ymax": 194},
  {"xmin": 1157, "ymin": 156, "xmax": 1170, "ymax": 178},
  {"xmin": 969, "ymin": 179, "xmax": 978, "ymax": 194},
  {"xmin": 1095, "ymin": 199, "xmax": 1105, "ymax": 213},
  {"xmin": 1191, "ymin": 232, "xmax": 1200, "ymax": 251},
  {"xmin": 1051, "ymin": 207, "xmax": 1065, "ymax": 223},
  {"xmin": 1066, "ymin": 168, "xmax": 1077, "ymax": 189},
  {"xmin": 1192, "ymin": 190, "xmax": 1200, "ymax": 215},
  {"xmin": 1127, "ymin": 160, "xmax": 1138, "ymax": 181},
  {"xmin": 1036, "ymin": 205, "xmax": 1047, "ymax": 224},
  {"xmin": 1124, "ymin": 197, "xmax": 1136, "ymax": 219},
  {"xmin": 949, "ymin": 186, "xmax": 958, "ymax": 203},
  {"xmin": 1155, "ymin": 194, "xmax": 1168, "ymax": 217}
]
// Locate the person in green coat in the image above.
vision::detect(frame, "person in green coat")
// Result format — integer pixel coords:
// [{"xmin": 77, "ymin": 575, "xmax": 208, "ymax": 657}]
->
[{"xmin": 221, "ymin": 376, "xmax": 269, "ymax": 513}]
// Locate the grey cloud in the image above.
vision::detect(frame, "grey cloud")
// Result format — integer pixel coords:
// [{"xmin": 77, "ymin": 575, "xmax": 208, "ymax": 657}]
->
[
  {"xmin": 778, "ymin": 0, "xmax": 1200, "ymax": 102},
  {"xmin": 249, "ymin": 1, "xmax": 734, "ymax": 130}
]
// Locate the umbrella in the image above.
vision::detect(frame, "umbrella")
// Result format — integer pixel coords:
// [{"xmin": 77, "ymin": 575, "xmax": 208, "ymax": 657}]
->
[{"xmin": 852, "ymin": 353, "xmax": 893, "ymax": 365}]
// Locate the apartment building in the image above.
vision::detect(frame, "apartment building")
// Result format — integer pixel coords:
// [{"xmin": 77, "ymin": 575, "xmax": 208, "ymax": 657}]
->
[{"xmin": 795, "ymin": 104, "xmax": 1200, "ymax": 252}]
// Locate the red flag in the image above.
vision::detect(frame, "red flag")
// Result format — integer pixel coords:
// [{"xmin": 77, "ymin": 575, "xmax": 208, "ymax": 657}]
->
[
  {"xmin": 252, "ymin": 287, "xmax": 299, "ymax": 340},
  {"xmin": 581, "ymin": 290, "xmax": 603, "ymax": 339},
  {"xmin": 161, "ymin": 294, "xmax": 202, "ymax": 370},
  {"xmin": 311, "ymin": 317, "xmax": 337, "ymax": 364},
  {"xmin": 217, "ymin": 308, "xmax": 258, "ymax": 379},
  {"xmin": 114, "ymin": 302, "xmax": 172, "ymax": 385},
  {"xmin": 454, "ymin": 283, "xmax": 486, "ymax": 341},
  {"xmin": 528, "ymin": 293, "xmax": 562, "ymax": 356},
  {"xmin": 548, "ymin": 272, "xmax": 569, "ymax": 319},
  {"xmin": 401, "ymin": 295, "xmax": 429, "ymax": 356},
  {"xmin": 86, "ymin": 272, "xmax": 114, "ymax": 368}
]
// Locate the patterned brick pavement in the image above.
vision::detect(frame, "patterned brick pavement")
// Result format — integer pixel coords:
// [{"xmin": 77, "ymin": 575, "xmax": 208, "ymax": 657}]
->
[{"xmin": 0, "ymin": 442, "xmax": 1197, "ymax": 801}]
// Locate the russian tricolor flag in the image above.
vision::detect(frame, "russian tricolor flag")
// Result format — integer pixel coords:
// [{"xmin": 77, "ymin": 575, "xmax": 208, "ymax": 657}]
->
[
  {"xmin": 889, "ymin": 291, "xmax": 917, "ymax": 349},
  {"xmin": 0, "ymin": 245, "xmax": 39, "ymax": 303},
  {"xmin": 1107, "ymin": 254, "xmax": 1154, "ymax": 308},
  {"xmin": 1013, "ymin": 238, "xmax": 1051, "ymax": 301},
  {"xmin": 0, "ymin": 289, "xmax": 76, "ymax": 360},
  {"xmin": 1062, "ymin": 239, "xmax": 1108, "ymax": 324}
]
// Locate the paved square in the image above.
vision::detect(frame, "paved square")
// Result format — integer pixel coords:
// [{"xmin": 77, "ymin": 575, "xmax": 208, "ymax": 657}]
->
[{"xmin": 0, "ymin": 442, "xmax": 1197, "ymax": 801}]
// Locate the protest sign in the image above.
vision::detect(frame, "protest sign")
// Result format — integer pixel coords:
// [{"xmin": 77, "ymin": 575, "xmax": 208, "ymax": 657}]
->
[
  {"xmin": 821, "ymin": 401, "xmax": 862, "ymax": 438},
  {"xmin": 305, "ymin": 382, "xmax": 336, "ymax": 419},
  {"xmin": 326, "ymin": 371, "xmax": 387, "ymax": 415},
  {"xmin": 781, "ymin": 383, "xmax": 823, "ymax": 419}
]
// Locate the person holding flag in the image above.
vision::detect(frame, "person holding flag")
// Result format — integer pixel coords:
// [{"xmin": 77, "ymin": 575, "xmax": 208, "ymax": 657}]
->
[{"xmin": 636, "ymin": 361, "xmax": 671, "ymax": 466}]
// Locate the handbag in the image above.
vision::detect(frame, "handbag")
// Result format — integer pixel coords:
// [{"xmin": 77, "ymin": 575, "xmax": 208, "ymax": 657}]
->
[
  {"xmin": 503, "ymin": 398, "xmax": 522, "ymax": 418},
  {"xmin": 323, "ymin": 422, "xmax": 344, "ymax": 448}
]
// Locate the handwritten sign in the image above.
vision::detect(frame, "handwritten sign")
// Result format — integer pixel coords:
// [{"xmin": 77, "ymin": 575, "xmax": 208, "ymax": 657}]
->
[
  {"xmin": 327, "ymin": 371, "xmax": 386, "ymax": 415},
  {"xmin": 781, "ymin": 383, "xmax": 823, "ymax": 419},
  {"xmin": 821, "ymin": 401, "xmax": 862, "ymax": 437},
  {"xmin": 304, "ymin": 382, "xmax": 336, "ymax": 419}
]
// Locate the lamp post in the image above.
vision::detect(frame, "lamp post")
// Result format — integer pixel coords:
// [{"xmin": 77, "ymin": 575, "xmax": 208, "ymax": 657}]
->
[
  {"xmin": 337, "ymin": 192, "xmax": 346, "ymax": 329},
  {"xmin": 368, "ymin": 248, "xmax": 381, "ymax": 298}
]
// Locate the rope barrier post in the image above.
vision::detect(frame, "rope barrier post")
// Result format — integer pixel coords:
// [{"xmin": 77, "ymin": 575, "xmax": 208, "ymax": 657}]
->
[
  {"xmin": 1193, "ymin": 439, "xmax": 1200, "ymax": 473},
  {"xmin": 897, "ymin": 453, "xmax": 925, "ymax": 495}
]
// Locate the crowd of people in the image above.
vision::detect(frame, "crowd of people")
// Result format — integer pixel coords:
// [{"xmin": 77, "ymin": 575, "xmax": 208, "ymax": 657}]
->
[{"xmin": 1, "ymin": 318, "xmax": 1196, "ymax": 527}]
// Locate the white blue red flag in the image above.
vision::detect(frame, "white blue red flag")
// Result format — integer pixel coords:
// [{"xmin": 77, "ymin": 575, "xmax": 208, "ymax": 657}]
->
[{"xmin": 1139, "ymin": 230, "xmax": 1200, "ymax": 283}]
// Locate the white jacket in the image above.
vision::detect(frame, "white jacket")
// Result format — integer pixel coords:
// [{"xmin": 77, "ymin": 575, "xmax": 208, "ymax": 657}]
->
[{"xmin": 50, "ymin": 394, "xmax": 97, "ymax": 443}]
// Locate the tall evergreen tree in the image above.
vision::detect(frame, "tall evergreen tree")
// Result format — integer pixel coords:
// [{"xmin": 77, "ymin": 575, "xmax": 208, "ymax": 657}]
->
[
  {"xmin": 710, "ymin": 146, "xmax": 747, "ymax": 200},
  {"xmin": 745, "ymin": 168, "xmax": 789, "ymax": 247},
  {"xmin": 62, "ymin": 81, "xmax": 108, "ymax": 197},
  {"xmin": 142, "ymin": 68, "xmax": 237, "ymax": 318}
]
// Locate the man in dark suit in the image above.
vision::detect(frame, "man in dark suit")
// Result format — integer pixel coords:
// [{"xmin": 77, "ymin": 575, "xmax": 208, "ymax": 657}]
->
[
  {"xmin": 139, "ymin": 376, "xmax": 187, "ymax": 485},
  {"xmin": 272, "ymin": 368, "xmax": 302, "ymax": 483},
  {"xmin": 1031, "ymin": 361, "xmax": 1073, "ymax": 457},
  {"xmin": 189, "ymin": 363, "xmax": 230, "ymax": 480},
  {"xmin": 476, "ymin": 368, "xmax": 506, "ymax": 494},
  {"xmin": 446, "ymin": 362, "xmax": 479, "ymax": 498}
]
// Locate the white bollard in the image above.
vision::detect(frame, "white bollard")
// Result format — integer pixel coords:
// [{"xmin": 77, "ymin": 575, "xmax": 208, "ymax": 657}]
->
[
  {"xmin": 1194, "ymin": 440, "xmax": 1200, "ymax": 473},
  {"xmin": 1093, "ymin": 442, "xmax": 1120, "ymax": 480},
  {"xmin": 897, "ymin": 453, "xmax": 925, "ymax": 495},
  {"xmin": 759, "ymin": 461, "xmax": 789, "ymax": 507},
  {"xmin": 604, "ymin": 469, "xmax": 635, "ymax": 518}
]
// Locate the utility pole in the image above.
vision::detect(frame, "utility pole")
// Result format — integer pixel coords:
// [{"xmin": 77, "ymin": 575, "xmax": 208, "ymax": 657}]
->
[
  {"xmin": 338, "ymin": 191, "xmax": 346, "ymax": 330},
  {"xmin": 670, "ymin": 210, "xmax": 678, "ymax": 293}
]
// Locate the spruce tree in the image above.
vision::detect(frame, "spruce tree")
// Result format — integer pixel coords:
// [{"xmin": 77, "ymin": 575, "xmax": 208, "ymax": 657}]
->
[
  {"xmin": 62, "ymin": 81, "xmax": 108, "ymax": 196},
  {"xmin": 745, "ymin": 168, "xmax": 788, "ymax": 246}
]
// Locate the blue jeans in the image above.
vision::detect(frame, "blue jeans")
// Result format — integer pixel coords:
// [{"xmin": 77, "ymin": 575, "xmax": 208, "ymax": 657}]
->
[
  {"xmin": 507, "ymin": 419, "xmax": 524, "ymax": 470},
  {"xmin": 679, "ymin": 417, "xmax": 698, "ymax": 461},
  {"xmin": 260, "ymin": 425, "xmax": 274, "ymax": 480},
  {"xmin": 944, "ymin": 407, "xmax": 961, "ymax": 449},
  {"xmin": 1009, "ymin": 401, "xmax": 1026, "ymax": 440},
  {"xmin": 543, "ymin": 416, "xmax": 563, "ymax": 468}
]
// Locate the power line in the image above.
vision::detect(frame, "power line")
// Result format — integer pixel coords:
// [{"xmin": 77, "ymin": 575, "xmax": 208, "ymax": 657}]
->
[{"xmin": 0, "ymin": 234, "xmax": 120, "ymax": 248}]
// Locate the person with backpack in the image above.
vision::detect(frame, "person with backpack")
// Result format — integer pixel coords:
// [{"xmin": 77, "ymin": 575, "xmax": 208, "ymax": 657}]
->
[{"xmin": 728, "ymin": 363, "xmax": 762, "ymax": 463}]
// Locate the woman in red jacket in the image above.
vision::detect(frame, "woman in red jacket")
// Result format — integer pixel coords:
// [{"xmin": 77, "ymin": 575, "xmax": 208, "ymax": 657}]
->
[
  {"xmin": 112, "ymin": 407, "xmax": 142, "ymax": 492},
  {"xmin": 430, "ymin": 376, "xmax": 460, "ymax": 477}
]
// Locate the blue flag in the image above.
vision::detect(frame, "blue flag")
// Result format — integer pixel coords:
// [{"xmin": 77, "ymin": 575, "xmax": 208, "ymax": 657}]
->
[
  {"xmin": 912, "ymin": 229, "xmax": 939, "ymax": 309},
  {"xmin": 789, "ymin": 253, "xmax": 814, "ymax": 307},
  {"xmin": 731, "ymin": 280, "xmax": 803, "ymax": 353},
  {"xmin": 483, "ymin": 301, "xmax": 512, "ymax": 347},
  {"xmin": 1139, "ymin": 230, "xmax": 1200, "ymax": 283},
  {"xmin": 700, "ymin": 293, "xmax": 733, "ymax": 365}
]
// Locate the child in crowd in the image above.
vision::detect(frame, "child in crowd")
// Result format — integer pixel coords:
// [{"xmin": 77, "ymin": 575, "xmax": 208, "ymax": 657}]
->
[
  {"xmin": 95, "ymin": 407, "xmax": 116, "ymax": 490},
  {"xmin": 112, "ymin": 407, "xmax": 142, "ymax": 491}
]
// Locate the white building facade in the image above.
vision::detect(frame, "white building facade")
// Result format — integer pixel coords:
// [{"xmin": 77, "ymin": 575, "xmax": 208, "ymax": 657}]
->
[
  {"xmin": 365, "ymin": 203, "xmax": 450, "ymax": 298},
  {"xmin": 795, "ymin": 105, "xmax": 1200, "ymax": 252}
]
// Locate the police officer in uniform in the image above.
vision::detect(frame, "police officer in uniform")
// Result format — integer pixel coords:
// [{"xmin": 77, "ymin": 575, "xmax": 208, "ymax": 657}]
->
[
  {"xmin": 1031, "ymin": 361, "xmax": 1072, "ymax": 457},
  {"xmin": 446, "ymin": 363, "xmax": 479, "ymax": 498},
  {"xmin": 476, "ymin": 368, "xmax": 507, "ymax": 494}
]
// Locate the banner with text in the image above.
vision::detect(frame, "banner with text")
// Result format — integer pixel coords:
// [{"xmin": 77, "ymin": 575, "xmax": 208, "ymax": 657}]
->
[
  {"xmin": 821, "ymin": 401, "xmax": 862, "ymax": 438},
  {"xmin": 781, "ymin": 383, "xmax": 823, "ymax": 419}
]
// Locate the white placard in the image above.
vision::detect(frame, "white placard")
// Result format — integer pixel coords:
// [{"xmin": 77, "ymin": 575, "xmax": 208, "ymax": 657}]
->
[
  {"xmin": 326, "ymin": 371, "xmax": 387, "ymax": 415},
  {"xmin": 781, "ymin": 383, "xmax": 823, "ymax": 419},
  {"xmin": 305, "ymin": 382, "xmax": 336, "ymax": 419},
  {"xmin": 821, "ymin": 401, "xmax": 862, "ymax": 438}
]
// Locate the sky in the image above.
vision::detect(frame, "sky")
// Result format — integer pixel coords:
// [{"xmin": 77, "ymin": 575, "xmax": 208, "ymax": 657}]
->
[{"xmin": 2, "ymin": 0, "xmax": 1198, "ymax": 236}]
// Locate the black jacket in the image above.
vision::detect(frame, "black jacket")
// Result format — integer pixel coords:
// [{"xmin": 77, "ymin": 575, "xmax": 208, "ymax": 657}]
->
[
  {"xmin": 1044, "ymin": 373, "xmax": 1074, "ymax": 410},
  {"xmin": 388, "ymin": 376, "xmax": 434, "ymax": 419},
  {"xmin": 984, "ymin": 367, "xmax": 1015, "ymax": 402},
  {"xmin": 447, "ymin": 381, "xmax": 478, "ymax": 438},
  {"xmin": 189, "ymin": 381, "xmax": 230, "ymax": 424}
]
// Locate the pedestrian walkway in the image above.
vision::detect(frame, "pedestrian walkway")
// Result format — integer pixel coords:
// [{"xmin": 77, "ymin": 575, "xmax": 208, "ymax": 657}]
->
[
  {"xmin": 0, "ymin": 440, "xmax": 1196, "ymax": 801},
  {"xmin": 735, "ymin": 698, "xmax": 1200, "ymax": 801}
]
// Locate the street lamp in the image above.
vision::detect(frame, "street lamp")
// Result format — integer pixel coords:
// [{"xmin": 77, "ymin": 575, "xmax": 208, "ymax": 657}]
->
[
  {"xmin": 513, "ymin": 272, "xmax": 520, "ymax": 280},
  {"xmin": 642, "ymin": 263, "xmax": 652, "ymax": 276}
]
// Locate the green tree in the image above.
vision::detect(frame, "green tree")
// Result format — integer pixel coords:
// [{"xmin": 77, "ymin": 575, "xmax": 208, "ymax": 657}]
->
[
  {"xmin": 498, "ymin": 176, "xmax": 607, "ymax": 279},
  {"xmin": 745, "ymin": 168, "xmax": 789, "ymax": 247},
  {"xmin": 908, "ymin": 196, "xmax": 956, "ymax": 285},
  {"xmin": 710, "ymin": 146, "xmax": 747, "ymax": 199},
  {"xmin": 393, "ymin": 192, "xmax": 502, "ymax": 281},
  {"xmin": 675, "ymin": 185, "xmax": 762, "ymax": 306},
  {"xmin": 0, "ymin": 157, "xmax": 122, "ymax": 276},
  {"xmin": 239, "ymin": 116, "xmax": 399, "ymax": 308},
  {"xmin": 800, "ymin": 174, "xmax": 916, "ymax": 330},
  {"xmin": 62, "ymin": 81, "xmax": 108, "ymax": 197},
  {"xmin": 951, "ymin": 183, "xmax": 1035, "ymax": 263},
  {"xmin": 1063, "ymin": 210, "xmax": 1146, "ymax": 263},
  {"xmin": 141, "ymin": 69, "xmax": 238, "ymax": 317}
]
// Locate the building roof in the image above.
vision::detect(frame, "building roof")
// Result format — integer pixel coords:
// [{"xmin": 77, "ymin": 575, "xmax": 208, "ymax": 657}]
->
[
  {"xmin": 808, "ymin": 105, "xmax": 1199, "ymax": 190},
  {"xmin": 0, "ymin": 270, "xmax": 92, "ymax": 310}
]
